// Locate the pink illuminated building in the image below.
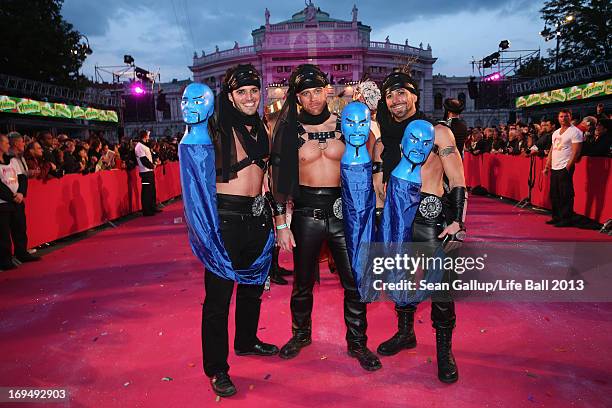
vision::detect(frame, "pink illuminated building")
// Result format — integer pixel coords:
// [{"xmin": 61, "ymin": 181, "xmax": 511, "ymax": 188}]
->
[{"xmin": 190, "ymin": 2, "xmax": 437, "ymax": 113}]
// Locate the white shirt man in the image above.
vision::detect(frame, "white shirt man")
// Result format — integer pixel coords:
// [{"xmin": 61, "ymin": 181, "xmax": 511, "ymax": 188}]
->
[
  {"xmin": 544, "ymin": 110, "xmax": 583, "ymax": 227},
  {"xmin": 551, "ymin": 125, "xmax": 583, "ymax": 170},
  {"xmin": 134, "ymin": 131, "xmax": 158, "ymax": 216},
  {"xmin": 135, "ymin": 138, "xmax": 154, "ymax": 173}
]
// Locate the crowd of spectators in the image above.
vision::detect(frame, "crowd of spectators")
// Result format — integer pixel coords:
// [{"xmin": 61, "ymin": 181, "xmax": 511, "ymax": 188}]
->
[
  {"xmin": 464, "ymin": 104, "xmax": 611, "ymax": 159},
  {"xmin": 6, "ymin": 130, "xmax": 179, "ymax": 182}
]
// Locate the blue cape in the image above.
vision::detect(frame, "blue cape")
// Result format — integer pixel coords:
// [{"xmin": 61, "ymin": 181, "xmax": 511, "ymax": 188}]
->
[
  {"xmin": 341, "ymin": 162, "xmax": 376, "ymax": 294},
  {"xmin": 179, "ymin": 143, "xmax": 274, "ymax": 285}
]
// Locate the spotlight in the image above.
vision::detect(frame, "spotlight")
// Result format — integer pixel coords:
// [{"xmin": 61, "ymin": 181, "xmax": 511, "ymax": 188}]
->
[
  {"xmin": 482, "ymin": 51, "xmax": 501, "ymax": 68},
  {"xmin": 483, "ymin": 72, "xmax": 504, "ymax": 82},
  {"xmin": 499, "ymin": 40, "xmax": 511, "ymax": 50},
  {"xmin": 135, "ymin": 67, "xmax": 150, "ymax": 81},
  {"xmin": 131, "ymin": 82, "xmax": 146, "ymax": 95},
  {"xmin": 124, "ymin": 55, "xmax": 135, "ymax": 65}
]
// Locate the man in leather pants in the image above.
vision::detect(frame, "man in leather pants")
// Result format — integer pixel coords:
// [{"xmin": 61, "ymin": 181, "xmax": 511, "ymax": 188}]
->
[
  {"xmin": 377, "ymin": 70, "xmax": 467, "ymax": 383},
  {"xmin": 271, "ymin": 64, "xmax": 381, "ymax": 371}
]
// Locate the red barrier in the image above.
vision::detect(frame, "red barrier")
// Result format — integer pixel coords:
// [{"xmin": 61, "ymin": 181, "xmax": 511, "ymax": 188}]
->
[
  {"xmin": 25, "ymin": 162, "xmax": 182, "ymax": 248},
  {"xmin": 463, "ymin": 152, "xmax": 612, "ymax": 223}
]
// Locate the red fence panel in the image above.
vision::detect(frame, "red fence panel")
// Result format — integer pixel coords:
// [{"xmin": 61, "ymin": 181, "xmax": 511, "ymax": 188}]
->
[
  {"xmin": 463, "ymin": 152, "xmax": 612, "ymax": 223},
  {"xmin": 25, "ymin": 162, "xmax": 181, "ymax": 248}
]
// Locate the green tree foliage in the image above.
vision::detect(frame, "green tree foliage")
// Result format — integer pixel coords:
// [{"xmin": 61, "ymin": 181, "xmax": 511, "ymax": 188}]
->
[
  {"xmin": 0, "ymin": 0, "xmax": 90, "ymax": 87},
  {"xmin": 516, "ymin": 56, "xmax": 552, "ymax": 78},
  {"xmin": 540, "ymin": 0, "xmax": 612, "ymax": 70}
]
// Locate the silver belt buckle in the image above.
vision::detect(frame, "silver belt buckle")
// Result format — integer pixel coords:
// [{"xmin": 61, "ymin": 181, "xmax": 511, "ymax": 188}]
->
[
  {"xmin": 252, "ymin": 195, "xmax": 265, "ymax": 217},
  {"xmin": 333, "ymin": 197, "xmax": 343, "ymax": 220},
  {"xmin": 419, "ymin": 195, "xmax": 442, "ymax": 219}
]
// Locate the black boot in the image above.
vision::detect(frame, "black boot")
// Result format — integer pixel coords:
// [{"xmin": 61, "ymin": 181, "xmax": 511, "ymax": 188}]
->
[
  {"xmin": 348, "ymin": 344, "xmax": 382, "ymax": 371},
  {"xmin": 210, "ymin": 372, "xmax": 237, "ymax": 397},
  {"xmin": 269, "ymin": 263, "xmax": 288, "ymax": 285},
  {"xmin": 279, "ymin": 333, "xmax": 312, "ymax": 359},
  {"xmin": 436, "ymin": 327, "xmax": 458, "ymax": 383},
  {"xmin": 278, "ymin": 265, "xmax": 293, "ymax": 276},
  {"xmin": 377, "ymin": 307, "xmax": 417, "ymax": 356}
]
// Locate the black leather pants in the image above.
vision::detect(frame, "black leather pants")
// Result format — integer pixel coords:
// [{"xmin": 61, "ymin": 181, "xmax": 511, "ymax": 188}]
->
[
  {"xmin": 397, "ymin": 193, "xmax": 456, "ymax": 329},
  {"xmin": 290, "ymin": 186, "xmax": 368, "ymax": 347}
]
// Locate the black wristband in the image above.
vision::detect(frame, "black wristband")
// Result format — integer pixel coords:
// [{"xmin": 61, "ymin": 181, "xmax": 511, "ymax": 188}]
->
[
  {"xmin": 448, "ymin": 186, "xmax": 467, "ymax": 224},
  {"xmin": 372, "ymin": 161, "xmax": 382, "ymax": 174},
  {"xmin": 265, "ymin": 191, "xmax": 286, "ymax": 216}
]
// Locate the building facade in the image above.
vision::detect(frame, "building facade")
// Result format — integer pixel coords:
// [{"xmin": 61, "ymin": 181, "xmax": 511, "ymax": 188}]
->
[
  {"xmin": 190, "ymin": 2, "xmax": 437, "ymax": 113},
  {"xmin": 127, "ymin": 3, "xmax": 516, "ymax": 137}
]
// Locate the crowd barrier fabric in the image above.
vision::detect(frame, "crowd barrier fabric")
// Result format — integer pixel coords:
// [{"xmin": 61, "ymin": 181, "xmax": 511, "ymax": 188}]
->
[
  {"xmin": 463, "ymin": 152, "xmax": 612, "ymax": 224},
  {"xmin": 25, "ymin": 162, "xmax": 182, "ymax": 248}
]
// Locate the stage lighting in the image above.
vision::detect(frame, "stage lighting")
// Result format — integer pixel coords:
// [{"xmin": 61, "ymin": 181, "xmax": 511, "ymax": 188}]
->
[
  {"xmin": 499, "ymin": 40, "xmax": 511, "ymax": 50},
  {"xmin": 482, "ymin": 52, "xmax": 501, "ymax": 68},
  {"xmin": 131, "ymin": 82, "xmax": 146, "ymax": 95},
  {"xmin": 124, "ymin": 55, "xmax": 135, "ymax": 65},
  {"xmin": 135, "ymin": 67, "xmax": 150, "ymax": 81},
  {"xmin": 483, "ymin": 72, "xmax": 504, "ymax": 82}
]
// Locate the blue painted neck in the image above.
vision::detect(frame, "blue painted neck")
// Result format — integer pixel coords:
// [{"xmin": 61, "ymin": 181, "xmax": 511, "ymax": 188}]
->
[
  {"xmin": 180, "ymin": 122, "xmax": 212, "ymax": 145},
  {"xmin": 391, "ymin": 157, "xmax": 422, "ymax": 184},
  {"xmin": 341, "ymin": 142, "xmax": 371, "ymax": 165}
]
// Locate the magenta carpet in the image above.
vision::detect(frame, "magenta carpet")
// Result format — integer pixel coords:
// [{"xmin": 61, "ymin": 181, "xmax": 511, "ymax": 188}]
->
[{"xmin": 0, "ymin": 196, "xmax": 611, "ymax": 407}]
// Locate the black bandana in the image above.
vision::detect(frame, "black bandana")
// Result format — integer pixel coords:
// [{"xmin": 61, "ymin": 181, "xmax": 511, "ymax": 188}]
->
[
  {"xmin": 381, "ymin": 71, "xmax": 419, "ymax": 97},
  {"xmin": 224, "ymin": 65, "xmax": 261, "ymax": 93},
  {"xmin": 215, "ymin": 64, "xmax": 269, "ymax": 183},
  {"xmin": 292, "ymin": 64, "xmax": 329, "ymax": 94}
]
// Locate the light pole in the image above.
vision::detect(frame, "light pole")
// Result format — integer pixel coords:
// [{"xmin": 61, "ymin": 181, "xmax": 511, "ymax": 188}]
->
[{"xmin": 540, "ymin": 14, "xmax": 574, "ymax": 72}]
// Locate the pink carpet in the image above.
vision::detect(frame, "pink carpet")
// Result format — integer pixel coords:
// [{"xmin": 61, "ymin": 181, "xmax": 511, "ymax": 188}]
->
[{"xmin": 0, "ymin": 196, "xmax": 610, "ymax": 407}]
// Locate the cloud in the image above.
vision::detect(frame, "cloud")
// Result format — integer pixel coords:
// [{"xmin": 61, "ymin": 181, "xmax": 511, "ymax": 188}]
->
[
  {"xmin": 63, "ymin": 0, "xmax": 547, "ymax": 81},
  {"xmin": 377, "ymin": 3, "xmax": 547, "ymax": 75}
]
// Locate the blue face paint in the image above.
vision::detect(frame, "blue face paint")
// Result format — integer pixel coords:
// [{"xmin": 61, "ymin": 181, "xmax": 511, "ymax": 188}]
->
[
  {"xmin": 341, "ymin": 102, "xmax": 371, "ymax": 165},
  {"xmin": 391, "ymin": 120, "xmax": 434, "ymax": 183},
  {"xmin": 402, "ymin": 120, "xmax": 434, "ymax": 165},
  {"xmin": 180, "ymin": 83, "xmax": 214, "ymax": 145}
]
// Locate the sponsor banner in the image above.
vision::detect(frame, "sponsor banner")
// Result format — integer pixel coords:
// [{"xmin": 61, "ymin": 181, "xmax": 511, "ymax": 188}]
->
[
  {"xmin": 0, "ymin": 94, "xmax": 118, "ymax": 123},
  {"xmin": 515, "ymin": 78, "xmax": 611, "ymax": 109}
]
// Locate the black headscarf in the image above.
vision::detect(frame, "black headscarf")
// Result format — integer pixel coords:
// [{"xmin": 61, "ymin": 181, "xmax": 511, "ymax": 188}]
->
[
  {"xmin": 214, "ymin": 64, "xmax": 269, "ymax": 182},
  {"xmin": 271, "ymin": 64, "xmax": 329, "ymax": 201},
  {"xmin": 377, "ymin": 70, "xmax": 432, "ymax": 182}
]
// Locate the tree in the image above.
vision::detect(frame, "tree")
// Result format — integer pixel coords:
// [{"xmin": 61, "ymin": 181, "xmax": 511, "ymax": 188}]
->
[
  {"xmin": 0, "ymin": 0, "xmax": 90, "ymax": 87},
  {"xmin": 515, "ymin": 56, "xmax": 552, "ymax": 78},
  {"xmin": 540, "ymin": 0, "xmax": 612, "ymax": 70}
]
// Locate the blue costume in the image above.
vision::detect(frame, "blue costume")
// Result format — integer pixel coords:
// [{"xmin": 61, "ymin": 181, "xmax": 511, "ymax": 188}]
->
[
  {"xmin": 178, "ymin": 83, "xmax": 273, "ymax": 285},
  {"xmin": 376, "ymin": 120, "xmax": 438, "ymax": 306},
  {"xmin": 339, "ymin": 102, "xmax": 376, "ymax": 296}
]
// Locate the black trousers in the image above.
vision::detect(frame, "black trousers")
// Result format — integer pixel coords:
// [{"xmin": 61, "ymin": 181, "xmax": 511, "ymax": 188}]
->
[
  {"xmin": 397, "ymin": 194, "xmax": 456, "ymax": 330},
  {"xmin": 550, "ymin": 168, "xmax": 574, "ymax": 222},
  {"xmin": 140, "ymin": 171, "xmax": 157, "ymax": 215},
  {"xmin": 10, "ymin": 202, "xmax": 28, "ymax": 257},
  {"xmin": 202, "ymin": 194, "xmax": 271, "ymax": 377},
  {"xmin": 290, "ymin": 186, "xmax": 367, "ymax": 347},
  {"xmin": 0, "ymin": 205, "xmax": 14, "ymax": 265}
]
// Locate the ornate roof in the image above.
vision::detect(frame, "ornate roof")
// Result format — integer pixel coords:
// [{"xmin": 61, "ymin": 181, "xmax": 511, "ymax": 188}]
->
[{"xmin": 277, "ymin": 2, "xmax": 345, "ymax": 24}]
